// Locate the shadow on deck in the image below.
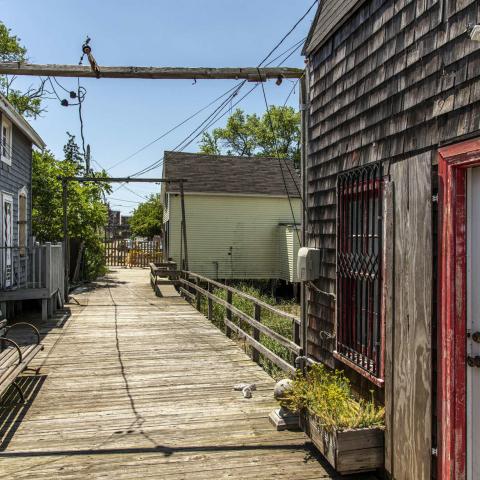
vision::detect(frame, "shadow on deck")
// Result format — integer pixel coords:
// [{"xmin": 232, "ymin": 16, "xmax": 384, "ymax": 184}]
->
[{"xmin": 0, "ymin": 268, "xmax": 377, "ymax": 480}]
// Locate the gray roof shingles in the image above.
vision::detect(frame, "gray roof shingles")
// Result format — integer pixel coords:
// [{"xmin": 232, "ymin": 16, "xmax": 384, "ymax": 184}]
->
[{"xmin": 163, "ymin": 151, "xmax": 301, "ymax": 198}]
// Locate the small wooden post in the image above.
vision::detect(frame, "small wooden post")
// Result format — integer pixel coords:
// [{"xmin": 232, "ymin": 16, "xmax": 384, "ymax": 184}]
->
[
  {"xmin": 207, "ymin": 282, "xmax": 213, "ymax": 321},
  {"xmin": 225, "ymin": 288, "xmax": 233, "ymax": 337},
  {"xmin": 62, "ymin": 180, "xmax": 69, "ymax": 302},
  {"xmin": 195, "ymin": 277, "xmax": 201, "ymax": 311},
  {"xmin": 179, "ymin": 181, "xmax": 189, "ymax": 270},
  {"xmin": 41, "ymin": 298, "xmax": 48, "ymax": 321},
  {"xmin": 252, "ymin": 304, "xmax": 261, "ymax": 363},
  {"xmin": 45, "ymin": 242, "xmax": 52, "ymax": 294},
  {"xmin": 292, "ymin": 320, "xmax": 301, "ymax": 366}
]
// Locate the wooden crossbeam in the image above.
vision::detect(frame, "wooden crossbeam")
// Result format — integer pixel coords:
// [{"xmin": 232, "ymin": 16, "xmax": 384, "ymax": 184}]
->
[{"xmin": 0, "ymin": 63, "xmax": 304, "ymax": 80}]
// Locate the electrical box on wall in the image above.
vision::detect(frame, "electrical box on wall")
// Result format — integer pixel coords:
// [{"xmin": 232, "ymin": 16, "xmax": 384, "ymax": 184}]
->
[{"xmin": 297, "ymin": 247, "xmax": 321, "ymax": 282}]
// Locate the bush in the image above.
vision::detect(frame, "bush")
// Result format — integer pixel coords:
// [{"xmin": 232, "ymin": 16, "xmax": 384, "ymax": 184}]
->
[
  {"xmin": 280, "ymin": 363, "xmax": 385, "ymax": 432},
  {"xmin": 32, "ymin": 148, "xmax": 110, "ymax": 282}
]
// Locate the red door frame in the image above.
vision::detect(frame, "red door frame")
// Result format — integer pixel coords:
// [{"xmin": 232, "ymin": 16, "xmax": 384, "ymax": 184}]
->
[{"xmin": 438, "ymin": 138, "xmax": 480, "ymax": 480}]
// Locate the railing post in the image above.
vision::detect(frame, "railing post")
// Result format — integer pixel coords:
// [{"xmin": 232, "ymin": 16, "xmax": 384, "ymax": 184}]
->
[
  {"xmin": 207, "ymin": 282, "xmax": 213, "ymax": 321},
  {"xmin": 195, "ymin": 277, "xmax": 201, "ymax": 311},
  {"xmin": 252, "ymin": 304, "xmax": 261, "ymax": 363},
  {"xmin": 45, "ymin": 242, "xmax": 52, "ymax": 293},
  {"xmin": 225, "ymin": 288, "xmax": 232, "ymax": 338},
  {"xmin": 292, "ymin": 320, "xmax": 301, "ymax": 366}
]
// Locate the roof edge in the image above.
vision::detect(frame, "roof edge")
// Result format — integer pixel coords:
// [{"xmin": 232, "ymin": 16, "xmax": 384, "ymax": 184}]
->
[
  {"xmin": 0, "ymin": 93, "xmax": 46, "ymax": 149},
  {"xmin": 302, "ymin": 0, "xmax": 368, "ymax": 56},
  {"xmin": 302, "ymin": 2, "xmax": 325, "ymax": 56},
  {"xmin": 164, "ymin": 150, "xmax": 296, "ymax": 164}
]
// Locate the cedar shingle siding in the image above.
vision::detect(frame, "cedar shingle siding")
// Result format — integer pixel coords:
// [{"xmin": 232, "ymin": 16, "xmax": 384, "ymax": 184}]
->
[
  {"xmin": 305, "ymin": 0, "xmax": 480, "ymax": 364},
  {"xmin": 305, "ymin": 1, "xmax": 480, "ymax": 477}
]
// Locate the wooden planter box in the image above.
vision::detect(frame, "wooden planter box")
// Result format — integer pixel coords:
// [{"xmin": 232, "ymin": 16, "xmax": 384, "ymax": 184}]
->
[{"xmin": 300, "ymin": 412, "xmax": 384, "ymax": 475}]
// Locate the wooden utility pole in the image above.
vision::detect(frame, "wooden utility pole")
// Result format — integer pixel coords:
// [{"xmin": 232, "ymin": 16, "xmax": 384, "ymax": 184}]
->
[
  {"xmin": 62, "ymin": 179, "xmax": 69, "ymax": 301},
  {"xmin": 0, "ymin": 63, "xmax": 304, "ymax": 80},
  {"xmin": 179, "ymin": 181, "xmax": 189, "ymax": 271}
]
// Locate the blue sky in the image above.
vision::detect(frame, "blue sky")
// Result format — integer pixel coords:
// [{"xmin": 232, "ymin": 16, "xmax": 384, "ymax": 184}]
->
[{"xmin": 3, "ymin": 0, "xmax": 315, "ymax": 213}]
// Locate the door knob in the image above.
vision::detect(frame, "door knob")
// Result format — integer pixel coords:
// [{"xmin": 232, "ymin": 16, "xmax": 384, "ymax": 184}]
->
[
  {"xmin": 467, "ymin": 356, "xmax": 480, "ymax": 368},
  {"xmin": 472, "ymin": 331, "xmax": 480, "ymax": 343}
]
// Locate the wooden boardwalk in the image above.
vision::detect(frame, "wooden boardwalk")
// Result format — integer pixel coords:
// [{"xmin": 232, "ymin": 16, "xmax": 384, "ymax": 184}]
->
[{"xmin": 0, "ymin": 268, "xmax": 375, "ymax": 479}]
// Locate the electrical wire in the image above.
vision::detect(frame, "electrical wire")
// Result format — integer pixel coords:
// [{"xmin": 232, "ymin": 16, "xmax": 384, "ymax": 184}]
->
[
  {"xmin": 121, "ymin": 3, "xmax": 316, "ymax": 180},
  {"xmin": 256, "ymin": 0, "xmax": 318, "ymax": 67},
  {"xmin": 111, "ymin": 39, "xmax": 307, "ymax": 178},
  {"xmin": 106, "ymin": 83, "xmax": 242, "ymax": 172},
  {"xmin": 105, "ymin": 3, "xmax": 316, "ymax": 201},
  {"xmin": 256, "ymin": 67, "xmax": 301, "ymax": 244},
  {"xmin": 77, "ymin": 79, "xmax": 87, "ymax": 163},
  {"xmin": 52, "ymin": 76, "xmax": 71, "ymax": 94}
]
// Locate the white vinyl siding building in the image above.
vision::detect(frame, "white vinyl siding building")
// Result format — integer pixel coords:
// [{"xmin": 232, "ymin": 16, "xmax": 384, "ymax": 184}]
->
[
  {"xmin": 162, "ymin": 152, "xmax": 301, "ymax": 282},
  {"xmin": 165, "ymin": 193, "xmax": 300, "ymax": 280}
]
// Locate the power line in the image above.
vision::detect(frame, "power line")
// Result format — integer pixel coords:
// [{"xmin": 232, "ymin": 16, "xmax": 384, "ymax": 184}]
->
[
  {"xmin": 256, "ymin": 68, "xmax": 301, "ymax": 244},
  {"xmin": 110, "ymin": 39, "xmax": 307, "ymax": 176},
  {"xmin": 106, "ymin": 83, "xmax": 242, "ymax": 172},
  {"xmin": 122, "ymin": 3, "xmax": 315, "ymax": 179},
  {"xmin": 256, "ymin": 0, "xmax": 318, "ymax": 67},
  {"xmin": 107, "ymin": 197, "xmax": 143, "ymax": 204}
]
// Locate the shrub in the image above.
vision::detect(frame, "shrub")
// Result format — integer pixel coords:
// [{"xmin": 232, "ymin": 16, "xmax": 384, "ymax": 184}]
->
[{"xmin": 280, "ymin": 363, "xmax": 385, "ymax": 432}]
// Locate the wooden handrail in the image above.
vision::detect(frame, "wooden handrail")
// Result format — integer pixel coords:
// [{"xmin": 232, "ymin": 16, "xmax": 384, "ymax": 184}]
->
[
  {"xmin": 180, "ymin": 278, "xmax": 301, "ymax": 355},
  {"xmin": 182, "ymin": 270, "xmax": 300, "ymax": 324},
  {"xmin": 178, "ymin": 272, "xmax": 302, "ymax": 374}
]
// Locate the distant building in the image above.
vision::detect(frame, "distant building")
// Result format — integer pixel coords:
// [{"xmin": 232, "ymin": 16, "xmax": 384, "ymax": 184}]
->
[
  {"xmin": 108, "ymin": 209, "xmax": 121, "ymax": 226},
  {"xmin": 0, "ymin": 93, "xmax": 64, "ymax": 319},
  {"xmin": 162, "ymin": 151, "xmax": 301, "ymax": 281}
]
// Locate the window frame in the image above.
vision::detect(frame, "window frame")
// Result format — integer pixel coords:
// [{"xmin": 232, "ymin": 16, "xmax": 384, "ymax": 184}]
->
[
  {"xmin": 334, "ymin": 162, "xmax": 385, "ymax": 387},
  {"xmin": 1, "ymin": 116, "xmax": 12, "ymax": 166}
]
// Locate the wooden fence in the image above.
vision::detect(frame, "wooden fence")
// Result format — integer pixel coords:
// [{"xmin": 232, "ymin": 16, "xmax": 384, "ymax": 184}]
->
[
  {"xmin": 177, "ymin": 271, "xmax": 301, "ymax": 374},
  {"xmin": 105, "ymin": 239, "xmax": 162, "ymax": 267}
]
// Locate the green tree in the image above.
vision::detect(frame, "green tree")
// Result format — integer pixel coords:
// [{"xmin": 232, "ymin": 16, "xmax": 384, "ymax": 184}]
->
[
  {"xmin": 32, "ymin": 141, "xmax": 111, "ymax": 281},
  {"xmin": 129, "ymin": 194, "xmax": 163, "ymax": 239},
  {"xmin": 199, "ymin": 106, "xmax": 301, "ymax": 166},
  {"xmin": 0, "ymin": 22, "xmax": 47, "ymax": 117}
]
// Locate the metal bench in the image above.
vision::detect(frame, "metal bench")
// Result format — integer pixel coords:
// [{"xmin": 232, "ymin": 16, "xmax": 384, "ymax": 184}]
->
[
  {"xmin": 0, "ymin": 318, "xmax": 43, "ymax": 404},
  {"xmin": 150, "ymin": 261, "xmax": 179, "ymax": 295}
]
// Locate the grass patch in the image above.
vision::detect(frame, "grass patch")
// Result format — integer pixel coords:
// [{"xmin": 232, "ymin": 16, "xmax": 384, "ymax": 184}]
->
[
  {"xmin": 280, "ymin": 363, "xmax": 385, "ymax": 431},
  {"xmin": 196, "ymin": 282, "xmax": 298, "ymax": 379}
]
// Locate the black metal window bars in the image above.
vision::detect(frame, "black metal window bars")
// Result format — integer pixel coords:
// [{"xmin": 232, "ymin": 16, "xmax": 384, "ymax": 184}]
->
[{"xmin": 335, "ymin": 162, "xmax": 384, "ymax": 384}]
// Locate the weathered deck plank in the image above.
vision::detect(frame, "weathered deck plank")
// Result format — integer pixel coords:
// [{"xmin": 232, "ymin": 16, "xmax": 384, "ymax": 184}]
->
[{"xmin": 0, "ymin": 268, "xmax": 375, "ymax": 479}]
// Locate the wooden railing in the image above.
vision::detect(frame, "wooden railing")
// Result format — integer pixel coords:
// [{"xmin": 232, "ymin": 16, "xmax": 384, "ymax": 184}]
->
[
  {"xmin": 0, "ymin": 242, "xmax": 64, "ymax": 299},
  {"xmin": 105, "ymin": 239, "xmax": 162, "ymax": 267},
  {"xmin": 178, "ymin": 271, "xmax": 301, "ymax": 374}
]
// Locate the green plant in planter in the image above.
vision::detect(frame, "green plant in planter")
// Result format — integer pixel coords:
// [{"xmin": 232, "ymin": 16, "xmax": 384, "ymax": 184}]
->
[{"xmin": 280, "ymin": 363, "xmax": 384, "ymax": 432}]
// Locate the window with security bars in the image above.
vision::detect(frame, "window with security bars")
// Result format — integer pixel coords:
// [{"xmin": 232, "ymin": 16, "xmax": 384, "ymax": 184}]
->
[{"xmin": 335, "ymin": 163, "xmax": 384, "ymax": 384}]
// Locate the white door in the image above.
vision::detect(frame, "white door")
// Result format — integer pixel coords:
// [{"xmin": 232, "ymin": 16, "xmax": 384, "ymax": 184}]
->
[
  {"xmin": 1, "ymin": 193, "xmax": 13, "ymax": 288},
  {"xmin": 467, "ymin": 168, "xmax": 480, "ymax": 480}
]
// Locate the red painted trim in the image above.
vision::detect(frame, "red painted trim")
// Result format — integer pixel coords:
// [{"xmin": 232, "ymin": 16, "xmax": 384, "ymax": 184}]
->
[{"xmin": 438, "ymin": 138, "xmax": 480, "ymax": 480}]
